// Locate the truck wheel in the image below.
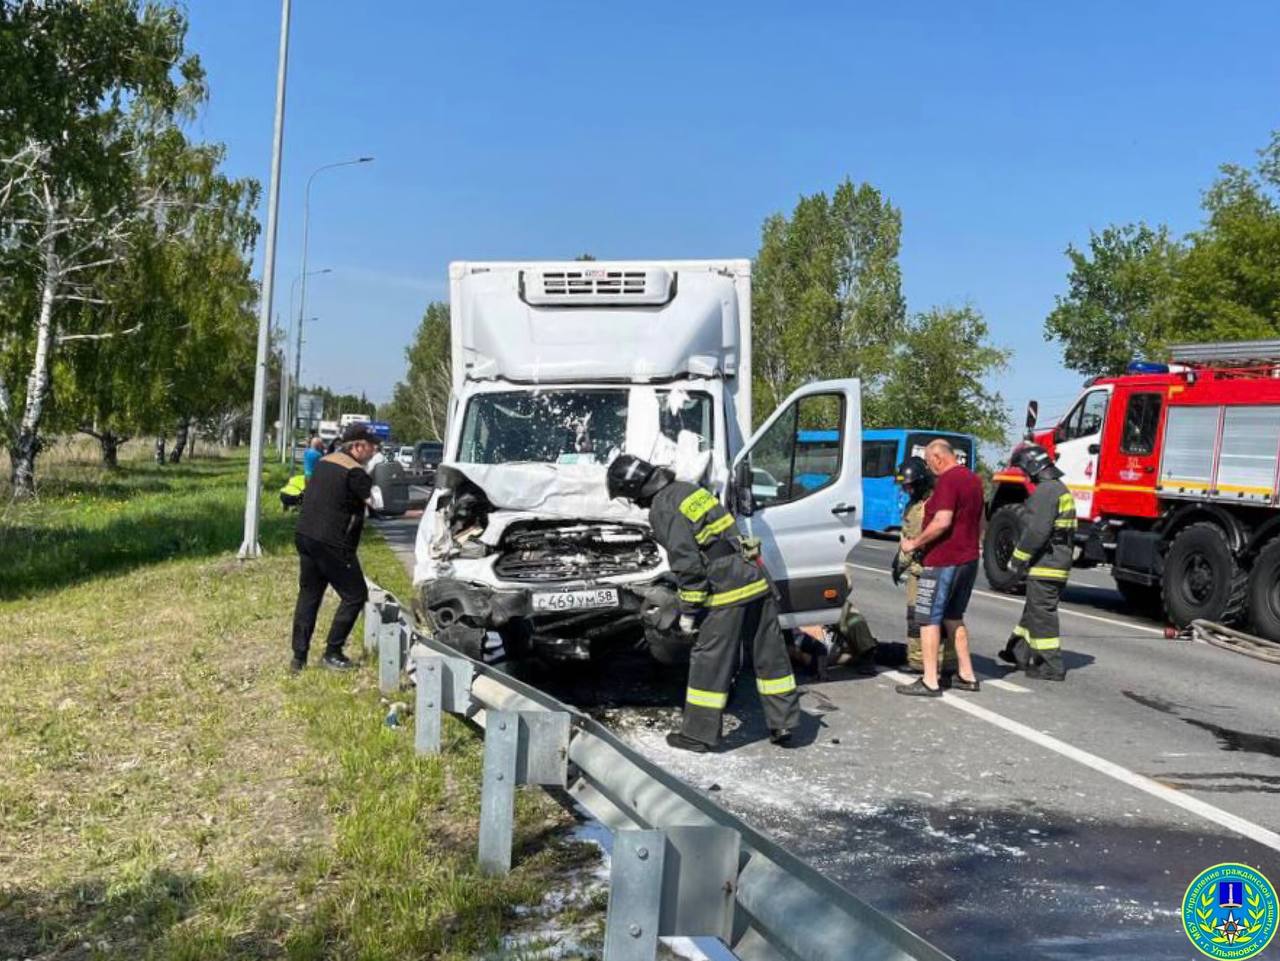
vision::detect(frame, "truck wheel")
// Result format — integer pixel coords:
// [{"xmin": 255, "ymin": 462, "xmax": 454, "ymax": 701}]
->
[
  {"xmin": 983, "ymin": 504, "xmax": 1025, "ymax": 594},
  {"xmin": 1115, "ymin": 579, "xmax": 1163, "ymax": 617},
  {"xmin": 1246, "ymin": 537, "xmax": 1280, "ymax": 642},
  {"xmin": 1162, "ymin": 522, "xmax": 1246, "ymax": 627}
]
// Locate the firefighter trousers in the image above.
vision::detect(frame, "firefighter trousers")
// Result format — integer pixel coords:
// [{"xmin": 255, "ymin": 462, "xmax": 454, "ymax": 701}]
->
[
  {"xmin": 1009, "ymin": 577, "xmax": 1065, "ymax": 678},
  {"xmin": 682, "ymin": 595, "xmax": 800, "ymax": 747}
]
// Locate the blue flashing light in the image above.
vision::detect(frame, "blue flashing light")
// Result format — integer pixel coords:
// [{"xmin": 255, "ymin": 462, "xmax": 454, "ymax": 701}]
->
[{"xmin": 1127, "ymin": 361, "xmax": 1169, "ymax": 375}]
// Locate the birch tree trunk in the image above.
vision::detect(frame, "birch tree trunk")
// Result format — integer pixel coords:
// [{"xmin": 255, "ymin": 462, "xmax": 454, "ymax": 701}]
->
[
  {"xmin": 168, "ymin": 418, "xmax": 189, "ymax": 463},
  {"xmin": 10, "ymin": 233, "xmax": 60, "ymax": 499}
]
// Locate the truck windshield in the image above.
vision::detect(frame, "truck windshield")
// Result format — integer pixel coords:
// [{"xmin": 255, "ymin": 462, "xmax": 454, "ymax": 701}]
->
[{"xmin": 458, "ymin": 389, "xmax": 713, "ymax": 465}]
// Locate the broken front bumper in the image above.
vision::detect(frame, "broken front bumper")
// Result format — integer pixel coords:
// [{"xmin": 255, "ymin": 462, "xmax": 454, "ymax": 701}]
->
[{"xmin": 416, "ymin": 577, "xmax": 686, "ymax": 662}]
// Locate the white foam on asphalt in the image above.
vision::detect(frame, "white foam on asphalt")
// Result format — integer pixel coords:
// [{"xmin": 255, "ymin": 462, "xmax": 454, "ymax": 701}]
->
[
  {"xmin": 880, "ymin": 670, "xmax": 1280, "ymax": 854},
  {"xmin": 847, "ymin": 563, "xmax": 1166, "ymax": 636}
]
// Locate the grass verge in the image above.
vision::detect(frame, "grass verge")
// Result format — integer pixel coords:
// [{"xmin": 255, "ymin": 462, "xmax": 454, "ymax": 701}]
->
[{"xmin": 1, "ymin": 454, "xmax": 600, "ymax": 959}]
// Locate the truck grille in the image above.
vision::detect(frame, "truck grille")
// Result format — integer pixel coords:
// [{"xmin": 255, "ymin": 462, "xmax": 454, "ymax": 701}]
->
[{"xmin": 494, "ymin": 522, "xmax": 661, "ymax": 583}]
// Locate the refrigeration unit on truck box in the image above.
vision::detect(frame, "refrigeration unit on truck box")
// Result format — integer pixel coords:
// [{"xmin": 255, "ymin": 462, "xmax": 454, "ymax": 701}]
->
[
  {"xmin": 411, "ymin": 260, "xmax": 864, "ymax": 664},
  {"xmin": 983, "ymin": 339, "xmax": 1280, "ymax": 642}
]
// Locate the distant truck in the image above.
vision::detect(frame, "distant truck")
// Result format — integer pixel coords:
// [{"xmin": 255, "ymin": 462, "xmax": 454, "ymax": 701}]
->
[
  {"xmin": 860, "ymin": 429, "xmax": 976, "ymax": 533},
  {"xmin": 983, "ymin": 340, "xmax": 1280, "ymax": 640},
  {"xmin": 317, "ymin": 420, "xmax": 339, "ymax": 443},
  {"xmin": 411, "ymin": 260, "xmax": 864, "ymax": 664}
]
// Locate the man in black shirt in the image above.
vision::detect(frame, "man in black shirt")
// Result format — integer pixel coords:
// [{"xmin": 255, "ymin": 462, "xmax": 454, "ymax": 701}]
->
[{"xmin": 290, "ymin": 423, "xmax": 383, "ymax": 671}]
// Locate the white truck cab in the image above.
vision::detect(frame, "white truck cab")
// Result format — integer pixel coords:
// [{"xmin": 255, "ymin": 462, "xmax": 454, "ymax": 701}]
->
[{"xmin": 412, "ymin": 260, "xmax": 861, "ymax": 663}]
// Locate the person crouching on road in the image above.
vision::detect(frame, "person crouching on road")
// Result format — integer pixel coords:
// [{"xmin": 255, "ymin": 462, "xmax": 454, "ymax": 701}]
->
[
  {"xmin": 290, "ymin": 423, "xmax": 385, "ymax": 672},
  {"xmin": 606, "ymin": 455, "xmax": 800, "ymax": 753},
  {"xmin": 896, "ymin": 439, "xmax": 982, "ymax": 697},
  {"xmin": 893, "ymin": 457, "xmax": 957, "ymax": 679},
  {"xmin": 999, "ymin": 443, "xmax": 1074, "ymax": 681}
]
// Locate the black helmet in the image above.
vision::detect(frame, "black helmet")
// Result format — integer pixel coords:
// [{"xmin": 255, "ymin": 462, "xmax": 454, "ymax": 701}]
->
[
  {"xmin": 895, "ymin": 456, "xmax": 932, "ymax": 496},
  {"xmin": 1012, "ymin": 443, "xmax": 1062, "ymax": 481},
  {"xmin": 607, "ymin": 454, "xmax": 672, "ymax": 504}
]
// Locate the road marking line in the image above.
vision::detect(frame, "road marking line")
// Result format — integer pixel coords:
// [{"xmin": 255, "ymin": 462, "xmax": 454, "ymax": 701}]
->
[
  {"xmin": 985, "ymin": 678, "xmax": 1030, "ymax": 693},
  {"xmin": 847, "ymin": 563, "xmax": 1165, "ymax": 636},
  {"xmin": 879, "ymin": 670, "xmax": 1280, "ymax": 854}
]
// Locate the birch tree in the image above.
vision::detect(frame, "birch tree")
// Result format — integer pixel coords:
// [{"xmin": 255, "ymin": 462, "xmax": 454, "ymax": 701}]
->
[{"xmin": 0, "ymin": 0, "xmax": 202, "ymax": 495}]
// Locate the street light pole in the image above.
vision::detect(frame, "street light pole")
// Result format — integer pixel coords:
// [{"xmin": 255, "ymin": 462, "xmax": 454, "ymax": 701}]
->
[
  {"xmin": 238, "ymin": 0, "xmax": 290, "ymax": 560},
  {"xmin": 290, "ymin": 315, "xmax": 319, "ymax": 467},
  {"xmin": 289, "ymin": 155, "xmax": 373, "ymax": 459},
  {"xmin": 279, "ymin": 267, "xmax": 331, "ymax": 459}
]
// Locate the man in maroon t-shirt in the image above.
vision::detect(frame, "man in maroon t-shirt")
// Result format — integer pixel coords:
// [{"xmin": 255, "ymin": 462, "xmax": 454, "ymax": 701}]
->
[{"xmin": 896, "ymin": 439, "xmax": 983, "ymax": 697}]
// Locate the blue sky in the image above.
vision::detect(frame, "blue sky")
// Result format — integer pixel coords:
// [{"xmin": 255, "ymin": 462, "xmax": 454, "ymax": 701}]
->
[{"xmin": 186, "ymin": 1, "xmax": 1280, "ymax": 429}]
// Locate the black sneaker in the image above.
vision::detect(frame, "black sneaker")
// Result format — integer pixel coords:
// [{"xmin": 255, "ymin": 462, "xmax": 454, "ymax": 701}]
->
[
  {"xmin": 770, "ymin": 728, "xmax": 796, "ymax": 748},
  {"xmin": 895, "ymin": 678, "xmax": 942, "ymax": 698},
  {"xmin": 322, "ymin": 652, "xmax": 356, "ymax": 671},
  {"xmin": 951, "ymin": 676, "xmax": 981, "ymax": 692},
  {"xmin": 289, "ymin": 657, "xmax": 306, "ymax": 673},
  {"xmin": 665, "ymin": 731, "xmax": 711, "ymax": 753}
]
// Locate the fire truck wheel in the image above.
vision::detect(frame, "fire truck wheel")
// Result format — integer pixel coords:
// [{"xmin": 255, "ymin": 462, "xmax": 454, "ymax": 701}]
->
[
  {"xmin": 1246, "ymin": 536, "xmax": 1280, "ymax": 642},
  {"xmin": 1162, "ymin": 521, "xmax": 1247, "ymax": 628},
  {"xmin": 982, "ymin": 504, "xmax": 1027, "ymax": 594}
]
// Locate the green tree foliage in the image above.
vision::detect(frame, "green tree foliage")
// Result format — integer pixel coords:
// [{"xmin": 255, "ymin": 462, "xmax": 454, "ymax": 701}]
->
[
  {"xmin": 1043, "ymin": 225, "xmax": 1183, "ymax": 377},
  {"xmin": 0, "ymin": 0, "xmax": 256, "ymax": 486},
  {"xmin": 880, "ymin": 306, "xmax": 1011, "ymax": 443},
  {"xmin": 753, "ymin": 177, "xmax": 1006, "ymax": 439},
  {"xmin": 382, "ymin": 302, "xmax": 451, "ymax": 442},
  {"xmin": 1045, "ymin": 131, "xmax": 1280, "ymax": 376}
]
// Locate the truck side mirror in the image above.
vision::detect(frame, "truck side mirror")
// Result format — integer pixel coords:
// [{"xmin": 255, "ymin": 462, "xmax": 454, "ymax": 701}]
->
[
  {"xmin": 1025, "ymin": 400, "xmax": 1039, "ymax": 437},
  {"xmin": 733, "ymin": 461, "xmax": 755, "ymax": 518}
]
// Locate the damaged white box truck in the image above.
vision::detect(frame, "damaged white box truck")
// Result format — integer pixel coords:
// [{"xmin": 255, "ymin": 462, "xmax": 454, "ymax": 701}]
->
[{"xmin": 411, "ymin": 260, "xmax": 863, "ymax": 664}]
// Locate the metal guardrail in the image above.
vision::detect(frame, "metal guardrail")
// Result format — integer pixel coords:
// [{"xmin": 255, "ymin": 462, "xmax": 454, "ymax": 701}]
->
[{"xmin": 363, "ymin": 583, "xmax": 953, "ymax": 961}]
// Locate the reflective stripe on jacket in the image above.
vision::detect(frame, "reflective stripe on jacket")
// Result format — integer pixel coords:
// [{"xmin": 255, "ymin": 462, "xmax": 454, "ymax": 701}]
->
[
  {"xmin": 1011, "ymin": 477, "xmax": 1076, "ymax": 579},
  {"xmin": 648, "ymin": 479, "xmax": 769, "ymax": 613}
]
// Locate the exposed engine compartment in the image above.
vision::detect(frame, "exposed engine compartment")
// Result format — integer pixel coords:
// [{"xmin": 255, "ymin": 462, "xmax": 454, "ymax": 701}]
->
[{"xmin": 495, "ymin": 521, "xmax": 662, "ymax": 583}]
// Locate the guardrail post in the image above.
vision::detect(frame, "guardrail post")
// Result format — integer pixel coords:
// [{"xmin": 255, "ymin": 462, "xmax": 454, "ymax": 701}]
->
[
  {"xmin": 377, "ymin": 600, "xmax": 402, "ymax": 694},
  {"xmin": 478, "ymin": 709, "xmax": 571, "ymax": 875},
  {"xmin": 604, "ymin": 830, "xmax": 665, "ymax": 961},
  {"xmin": 363, "ymin": 587, "xmax": 385, "ymax": 655},
  {"xmin": 478, "ymin": 710, "xmax": 519, "ymax": 874},
  {"xmin": 415, "ymin": 654, "xmax": 444, "ymax": 753},
  {"xmin": 414, "ymin": 653, "xmax": 475, "ymax": 754}
]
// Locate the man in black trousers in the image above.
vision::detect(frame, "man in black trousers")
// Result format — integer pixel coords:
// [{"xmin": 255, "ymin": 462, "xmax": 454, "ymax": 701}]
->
[{"xmin": 290, "ymin": 423, "xmax": 383, "ymax": 671}]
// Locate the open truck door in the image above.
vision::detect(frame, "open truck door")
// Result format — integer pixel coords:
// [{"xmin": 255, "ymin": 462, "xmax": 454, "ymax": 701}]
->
[{"xmin": 731, "ymin": 379, "xmax": 862, "ymax": 628}]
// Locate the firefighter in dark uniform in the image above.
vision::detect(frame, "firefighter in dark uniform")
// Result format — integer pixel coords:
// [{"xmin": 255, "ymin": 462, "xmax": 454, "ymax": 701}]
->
[
  {"xmin": 606, "ymin": 455, "xmax": 800, "ymax": 753},
  {"xmin": 999, "ymin": 443, "xmax": 1075, "ymax": 681}
]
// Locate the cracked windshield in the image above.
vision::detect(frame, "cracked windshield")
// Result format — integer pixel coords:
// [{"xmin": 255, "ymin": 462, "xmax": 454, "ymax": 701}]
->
[{"xmin": 458, "ymin": 389, "xmax": 712, "ymax": 465}]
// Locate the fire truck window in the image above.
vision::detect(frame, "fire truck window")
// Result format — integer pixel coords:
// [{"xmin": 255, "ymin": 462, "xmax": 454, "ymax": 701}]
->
[
  {"xmin": 1062, "ymin": 390, "xmax": 1108, "ymax": 441},
  {"xmin": 1121, "ymin": 393, "xmax": 1162, "ymax": 455}
]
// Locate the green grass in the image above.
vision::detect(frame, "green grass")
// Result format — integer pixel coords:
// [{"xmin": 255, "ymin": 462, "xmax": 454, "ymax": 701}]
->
[{"xmin": 0, "ymin": 453, "xmax": 601, "ymax": 959}]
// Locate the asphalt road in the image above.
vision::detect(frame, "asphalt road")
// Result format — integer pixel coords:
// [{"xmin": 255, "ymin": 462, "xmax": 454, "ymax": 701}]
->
[{"xmin": 375, "ymin": 518, "xmax": 1280, "ymax": 961}]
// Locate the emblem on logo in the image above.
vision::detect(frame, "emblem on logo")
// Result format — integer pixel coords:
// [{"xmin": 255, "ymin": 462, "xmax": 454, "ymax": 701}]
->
[{"xmin": 1183, "ymin": 862, "xmax": 1278, "ymax": 959}]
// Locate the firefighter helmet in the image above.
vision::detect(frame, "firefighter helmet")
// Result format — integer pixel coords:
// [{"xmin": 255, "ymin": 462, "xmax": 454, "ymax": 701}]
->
[
  {"xmin": 895, "ymin": 456, "xmax": 933, "ymax": 497},
  {"xmin": 606, "ymin": 454, "xmax": 672, "ymax": 504},
  {"xmin": 1012, "ymin": 443, "xmax": 1062, "ymax": 481}
]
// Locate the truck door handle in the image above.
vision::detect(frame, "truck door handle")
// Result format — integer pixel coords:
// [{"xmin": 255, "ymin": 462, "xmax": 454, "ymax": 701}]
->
[
  {"xmin": 1088, "ymin": 444, "xmax": 1101, "ymax": 455},
  {"xmin": 831, "ymin": 503, "xmax": 857, "ymax": 516},
  {"xmin": 1143, "ymin": 466, "xmax": 1155, "ymax": 473}
]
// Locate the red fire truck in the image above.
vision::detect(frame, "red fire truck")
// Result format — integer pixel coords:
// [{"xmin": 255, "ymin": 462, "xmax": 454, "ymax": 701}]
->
[{"xmin": 983, "ymin": 340, "xmax": 1280, "ymax": 641}]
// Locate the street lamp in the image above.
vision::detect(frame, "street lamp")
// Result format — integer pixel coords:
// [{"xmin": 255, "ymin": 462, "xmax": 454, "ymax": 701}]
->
[
  {"xmin": 290, "ymin": 155, "xmax": 373, "ymax": 468},
  {"xmin": 279, "ymin": 267, "xmax": 331, "ymax": 459},
  {"xmin": 288, "ymin": 316, "xmax": 320, "ymax": 462}
]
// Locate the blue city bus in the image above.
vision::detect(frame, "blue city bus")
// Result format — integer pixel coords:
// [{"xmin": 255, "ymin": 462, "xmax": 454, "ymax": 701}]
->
[{"xmin": 859, "ymin": 428, "xmax": 976, "ymax": 533}]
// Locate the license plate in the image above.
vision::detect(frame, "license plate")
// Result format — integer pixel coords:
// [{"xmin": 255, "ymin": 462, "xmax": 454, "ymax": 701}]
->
[{"xmin": 531, "ymin": 588, "xmax": 619, "ymax": 612}]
